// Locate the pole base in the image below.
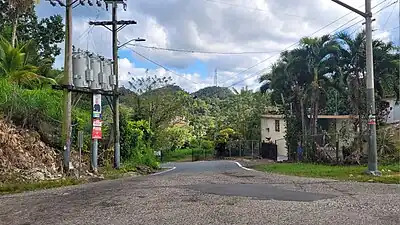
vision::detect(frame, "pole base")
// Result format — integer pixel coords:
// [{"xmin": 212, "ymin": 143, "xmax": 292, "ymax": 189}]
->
[{"xmin": 364, "ymin": 170, "xmax": 382, "ymax": 177}]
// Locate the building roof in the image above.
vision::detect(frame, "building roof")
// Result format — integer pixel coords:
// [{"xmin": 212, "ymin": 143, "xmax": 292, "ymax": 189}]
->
[
  {"xmin": 261, "ymin": 114, "xmax": 358, "ymax": 119},
  {"xmin": 261, "ymin": 114, "xmax": 284, "ymax": 119}
]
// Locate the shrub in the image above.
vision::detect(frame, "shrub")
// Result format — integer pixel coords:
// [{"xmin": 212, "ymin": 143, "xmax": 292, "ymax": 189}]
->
[
  {"xmin": 120, "ymin": 117, "xmax": 158, "ymax": 169},
  {"xmin": 155, "ymin": 125, "xmax": 194, "ymax": 152}
]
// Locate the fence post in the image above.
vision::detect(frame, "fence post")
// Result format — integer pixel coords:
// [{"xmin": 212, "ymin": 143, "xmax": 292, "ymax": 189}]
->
[
  {"xmin": 239, "ymin": 140, "xmax": 242, "ymax": 157},
  {"xmin": 252, "ymin": 140, "xmax": 254, "ymax": 157},
  {"xmin": 77, "ymin": 130, "xmax": 83, "ymax": 178}
]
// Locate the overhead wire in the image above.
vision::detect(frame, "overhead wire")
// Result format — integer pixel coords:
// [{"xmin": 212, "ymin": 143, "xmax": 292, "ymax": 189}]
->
[
  {"xmin": 223, "ymin": 0, "xmax": 394, "ymax": 88},
  {"xmin": 218, "ymin": 2, "xmax": 373, "ymax": 86},
  {"xmin": 77, "ymin": 8, "xmax": 101, "ymax": 42},
  {"xmin": 124, "ymin": 46, "xmax": 202, "ymax": 85},
  {"xmin": 349, "ymin": 0, "xmax": 399, "ymax": 35},
  {"xmin": 203, "ymin": 0, "xmax": 317, "ymax": 20},
  {"xmin": 125, "ymin": 44, "xmax": 282, "ymax": 55},
  {"xmin": 382, "ymin": 0, "xmax": 397, "ymax": 29},
  {"xmin": 126, "ymin": 1, "xmax": 384, "ymax": 84}
]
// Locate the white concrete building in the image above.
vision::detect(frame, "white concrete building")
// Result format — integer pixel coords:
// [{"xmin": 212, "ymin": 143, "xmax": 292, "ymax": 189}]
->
[
  {"xmin": 260, "ymin": 114, "xmax": 287, "ymax": 159},
  {"xmin": 382, "ymin": 97, "xmax": 400, "ymax": 124},
  {"xmin": 260, "ymin": 114, "xmax": 357, "ymax": 161}
]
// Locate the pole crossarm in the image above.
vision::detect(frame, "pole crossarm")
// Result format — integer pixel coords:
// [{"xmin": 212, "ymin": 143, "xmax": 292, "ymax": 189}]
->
[
  {"xmin": 89, "ymin": 20, "xmax": 137, "ymax": 32},
  {"xmin": 331, "ymin": 0, "xmax": 368, "ymax": 17},
  {"xmin": 89, "ymin": 20, "xmax": 137, "ymax": 26}
]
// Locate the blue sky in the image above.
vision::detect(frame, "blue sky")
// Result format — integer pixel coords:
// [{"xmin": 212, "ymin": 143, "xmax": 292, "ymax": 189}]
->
[
  {"xmin": 35, "ymin": 0, "xmax": 400, "ymax": 92},
  {"xmin": 119, "ymin": 50, "xmax": 210, "ymax": 79}
]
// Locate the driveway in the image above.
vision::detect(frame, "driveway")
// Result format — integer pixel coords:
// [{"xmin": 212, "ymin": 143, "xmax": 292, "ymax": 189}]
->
[{"xmin": 0, "ymin": 160, "xmax": 399, "ymax": 225}]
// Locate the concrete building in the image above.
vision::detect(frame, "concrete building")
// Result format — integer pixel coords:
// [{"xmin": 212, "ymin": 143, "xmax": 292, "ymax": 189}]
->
[
  {"xmin": 260, "ymin": 114, "xmax": 357, "ymax": 160},
  {"xmin": 260, "ymin": 114, "xmax": 287, "ymax": 160},
  {"xmin": 382, "ymin": 97, "xmax": 400, "ymax": 124}
]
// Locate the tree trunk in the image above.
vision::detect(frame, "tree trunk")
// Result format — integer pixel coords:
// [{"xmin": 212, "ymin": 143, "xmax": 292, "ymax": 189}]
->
[
  {"xmin": 11, "ymin": 18, "xmax": 18, "ymax": 48},
  {"xmin": 356, "ymin": 75, "xmax": 363, "ymax": 156},
  {"xmin": 300, "ymin": 94, "xmax": 307, "ymax": 159}
]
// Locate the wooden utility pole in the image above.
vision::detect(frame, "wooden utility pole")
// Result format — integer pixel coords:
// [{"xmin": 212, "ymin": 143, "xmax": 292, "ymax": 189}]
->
[
  {"xmin": 46, "ymin": 0, "xmax": 107, "ymax": 174},
  {"xmin": 62, "ymin": 0, "xmax": 73, "ymax": 173},
  {"xmin": 91, "ymin": 0, "xmax": 145, "ymax": 169},
  {"xmin": 111, "ymin": 1, "xmax": 120, "ymax": 169}
]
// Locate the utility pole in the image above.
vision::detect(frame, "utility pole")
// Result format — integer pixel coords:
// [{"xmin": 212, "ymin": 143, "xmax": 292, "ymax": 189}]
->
[
  {"xmin": 111, "ymin": 1, "xmax": 121, "ymax": 169},
  {"xmin": 46, "ymin": 0, "xmax": 73, "ymax": 173},
  {"xmin": 63, "ymin": 0, "xmax": 73, "ymax": 174},
  {"xmin": 332, "ymin": 0, "xmax": 380, "ymax": 175},
  {"xmin": 47, "ymin": 0, "xmax": 109, "ymax": 174},
  {"xmin": 90, "ymin": 0, "xmax": 145, "ymax": 169}
]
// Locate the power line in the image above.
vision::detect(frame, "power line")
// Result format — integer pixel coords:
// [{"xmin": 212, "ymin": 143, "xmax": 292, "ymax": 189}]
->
[
  {"xmin": 203, "ymin": 0, "xmax": 317, "ymax": 20},
  {"xmin": 126, "ymin": 43, "xmax": 282, "ymax": 55},
  {"xmin": 382, "ymin": 0, "xmax": 397, "ymax": 29},
  {"xmin": 222, "ymin": 0, "xmax": 391, "ymax": 88},
  {"xmin": 125, "ymin": 47, "xmax": 202, "ymax": 85},
  {"xmin": 348, "ymin": 0, "xmax": 399, "ymax": 35},
  {"xmin": 218, "ymin": 2, "xmax": 373, "ymax": 86},
  {"xmin": 77, "ymin": 9, "xmax": 101, "ymax": 41}
]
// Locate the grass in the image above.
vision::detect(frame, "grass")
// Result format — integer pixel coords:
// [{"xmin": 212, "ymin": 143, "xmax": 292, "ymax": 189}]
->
[
  {"xmin": 161, "ymin": 148, "xmax": 215, "ymax": 162},
  {"xmin": 0, "ymin": 178, "xmax": 85, "ymax": 195},
  {"xmin": 254, "ymin": 163, "xmax": 400, "ymax": 184},
  {"xmin": 100, "ymin": 164, "xmax": 142, "ymax": 180},
  {"xmin": 162, "ymin": 148, "xmax": 193, "ymax": 162}
]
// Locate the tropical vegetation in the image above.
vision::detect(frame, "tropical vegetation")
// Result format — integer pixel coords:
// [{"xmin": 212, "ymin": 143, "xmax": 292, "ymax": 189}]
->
[
  {"xmin": 0, "ymin": 0, "xmax": 398, "ymax": 183},
  {"xmin": 260, "ymin": 32, "xmax": 400, "ymax": 164}
]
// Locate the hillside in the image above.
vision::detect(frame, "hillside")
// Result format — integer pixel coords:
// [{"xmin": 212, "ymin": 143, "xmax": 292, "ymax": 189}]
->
[
  {"xmin": 192, "ymin": 86, "xmax": 233, "ymax": 99},
  {"xmin": 0, "ymin": 119, "xmax": 62, "ymax": 182},
  {"xmin": 142, "ymin": 84, "xmax": 187, "ymax": 97}
]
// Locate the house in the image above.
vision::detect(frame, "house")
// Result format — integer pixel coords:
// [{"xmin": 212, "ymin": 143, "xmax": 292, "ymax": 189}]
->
[
  {"xmin": 382, "ymin": 97, "xmax": 400, "ymax": 124},
  {"xmin": 260, "ymin": 114, "xmax": 287, "ymax": 160},
  {"xmin": 260, "ymin": 114, "xmax": 357, "ymax": 160}
]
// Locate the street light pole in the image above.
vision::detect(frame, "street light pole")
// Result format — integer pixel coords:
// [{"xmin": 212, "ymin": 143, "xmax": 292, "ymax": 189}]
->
[{"xmin": 332, "ymin": 0, "xmax": 380, "ymax": 175}]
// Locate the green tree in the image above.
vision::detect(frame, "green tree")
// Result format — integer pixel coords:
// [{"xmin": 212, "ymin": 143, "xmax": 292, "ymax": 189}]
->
[
  {"xmin": 0, "ymin": 36, "xmax": 55, "ymax": 88},
  {"xmin": 299, "ymin": 34, "xmax": 339, "ymax": 137},
  {"xmin": 0, "ymin": 2, "xmax": 64, "ymax": 66}
]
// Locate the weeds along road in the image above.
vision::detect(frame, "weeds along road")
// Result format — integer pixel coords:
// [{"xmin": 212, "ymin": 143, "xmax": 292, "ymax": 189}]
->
[{"xmin": 0, "ymin": 160, "xmax": 399, "ymax": 225}]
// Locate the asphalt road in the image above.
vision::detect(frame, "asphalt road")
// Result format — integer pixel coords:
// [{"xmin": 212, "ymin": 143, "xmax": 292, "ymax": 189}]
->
[{"xmin": 1, "ymin": 160, "xmax": 399, "ymax": 225}]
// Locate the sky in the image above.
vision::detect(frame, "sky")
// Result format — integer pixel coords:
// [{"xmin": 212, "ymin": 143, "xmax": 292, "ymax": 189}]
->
[{"xmin": 36, "ymin": 0, "xmax": 400, "ymax": 93}]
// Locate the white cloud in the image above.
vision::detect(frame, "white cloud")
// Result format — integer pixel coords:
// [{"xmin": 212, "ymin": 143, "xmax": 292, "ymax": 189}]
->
[{"xmin": 37, "ymin": 0, "xmax": 400, "ymax": 93}]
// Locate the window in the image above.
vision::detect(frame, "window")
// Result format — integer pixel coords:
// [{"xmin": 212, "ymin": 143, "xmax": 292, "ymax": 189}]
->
[{"xmin": 275, "ymin": 120, "xmax": 280, "ymax": 132}]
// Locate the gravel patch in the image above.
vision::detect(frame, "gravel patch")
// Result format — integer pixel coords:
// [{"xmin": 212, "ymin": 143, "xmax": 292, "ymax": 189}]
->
[{"xmin": 0, "ymin": 161, "xmax": 399, "ymax": 225}]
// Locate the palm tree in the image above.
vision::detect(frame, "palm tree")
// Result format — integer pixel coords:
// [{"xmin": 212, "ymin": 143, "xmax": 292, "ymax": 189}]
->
[
  {"xmin": 335, "ymin": 31, "xmax": 366, "ymax": 156},
  {"xmin": 0, "ymin": 36, "xmax": 55, "ymax": 88},
  {"xmin": 8, "ymin": 0, "xmax": 35, "ymax": 47},
  {"xmin": 299, "ymin": 34, "xmax": 339, "ymax": 137}
]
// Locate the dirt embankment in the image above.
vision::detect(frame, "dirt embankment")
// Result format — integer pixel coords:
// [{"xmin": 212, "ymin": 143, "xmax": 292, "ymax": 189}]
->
[{"xmin": 0, "ymin": 119, "xmax": 65, "ymax": 183}]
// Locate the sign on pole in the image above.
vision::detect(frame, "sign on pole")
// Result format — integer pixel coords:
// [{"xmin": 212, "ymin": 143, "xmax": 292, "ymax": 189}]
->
[
  {"xmin": 93, "ymin": 94, "xmax": 102, "ymax": 118},
  {"xmin": 92, "ymin": 94, "xmax": 102, "ymax": 139},
  {"xmin": 92, "ymin": 127, "xmax": 102, "ymax": 139}
]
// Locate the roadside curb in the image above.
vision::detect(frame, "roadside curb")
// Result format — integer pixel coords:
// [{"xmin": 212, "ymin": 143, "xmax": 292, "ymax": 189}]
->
[
  {"xmin": 151, "ymin": 167, "xmax": 176, "ymax": 176},
  {"xmin": 234, "ymin": 162, "xmax": 254, "ymax": 171}
]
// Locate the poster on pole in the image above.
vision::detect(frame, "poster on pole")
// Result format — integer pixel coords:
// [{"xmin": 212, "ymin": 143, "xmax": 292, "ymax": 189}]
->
[
  {"xmin": 368, "ymin": 115, "xmax": 376, "ymax": 125},
  {"xmin": 93, "ymin": 94, "xmax": 102, "ymax": 118},
  {"xmin": 92, "ymin": 127, "xmax": 102, "ymax": 139},
  {"xmin": 93, "ymin": 119, "xmax": 102, "ymax": 127}
]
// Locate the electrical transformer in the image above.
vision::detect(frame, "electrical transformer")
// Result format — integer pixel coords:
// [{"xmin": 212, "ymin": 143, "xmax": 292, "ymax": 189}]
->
[
  {"xmin": 102, "ymin": 59, "xmax": 113, "ymax": 91},
  {"xmin": 90, "ymin": 54, "xmax": 102, "ymax": 90},
  {"xmin": 72, "ymin": 49, "xmax": 88, "ymax": 88}
]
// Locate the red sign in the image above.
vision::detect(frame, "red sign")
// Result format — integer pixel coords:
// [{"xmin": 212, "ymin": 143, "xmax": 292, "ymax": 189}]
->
[
  {"xmin": 92, "ymin": 127, "xmax": 102, "ymax": 139},
  {"xmin": 93, "ymin": 119, "xmax": 102, "ymax": 127}
]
